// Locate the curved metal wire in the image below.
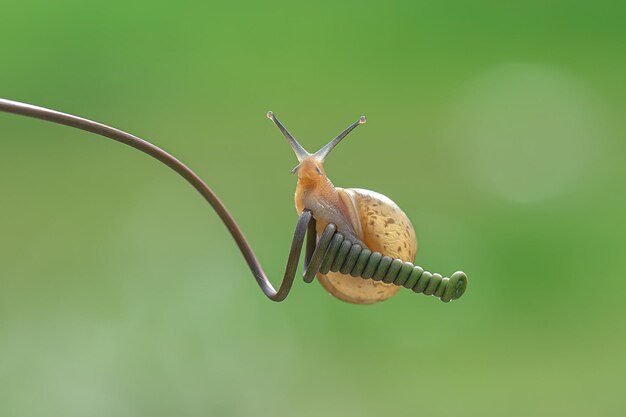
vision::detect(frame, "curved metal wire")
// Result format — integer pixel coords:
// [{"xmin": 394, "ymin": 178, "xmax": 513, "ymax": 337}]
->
[
  {"xmin": 0, "ymin": 98, "xmax": 303, "ymax": 301},
  {"xmin": 0, "ymin": 98, "xmax": 468, "ymax": 303}
]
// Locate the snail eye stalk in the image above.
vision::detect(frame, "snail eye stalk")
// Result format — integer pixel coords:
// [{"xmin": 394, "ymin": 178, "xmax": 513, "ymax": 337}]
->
[
  {"xmin": 266, "ymin": 111, "xmax": 310, "ymax": 161},
  {"xmin": 314, "ymin": 115, "xmax": 366, "ymax": 161}
]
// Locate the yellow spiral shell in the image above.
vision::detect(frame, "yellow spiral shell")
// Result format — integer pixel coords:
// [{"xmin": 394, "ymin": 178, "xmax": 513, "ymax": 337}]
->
[{"xmin": 317, "ymin": 188, "xmax": 417, "ymax": 304}]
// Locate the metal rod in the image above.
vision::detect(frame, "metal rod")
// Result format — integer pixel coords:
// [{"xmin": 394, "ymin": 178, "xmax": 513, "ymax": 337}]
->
[{"xmin": 0, "ymin": 98, "xmax": 305, "ymax": 301}]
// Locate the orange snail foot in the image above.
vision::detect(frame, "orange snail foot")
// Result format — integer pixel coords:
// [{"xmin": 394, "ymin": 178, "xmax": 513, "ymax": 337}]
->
[{"xmin": 317, "ymin": 271, "xmax": 401, "ymax": 304}]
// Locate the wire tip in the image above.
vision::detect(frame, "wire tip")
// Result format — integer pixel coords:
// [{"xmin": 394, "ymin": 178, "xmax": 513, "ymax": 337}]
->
[
  {"xmin": 266, "ymin": 111, "xmax": 274, "ymax": 120},
  {"xmin": 359, "ymin": 116, "xmax": 367, "ymax": 124}
]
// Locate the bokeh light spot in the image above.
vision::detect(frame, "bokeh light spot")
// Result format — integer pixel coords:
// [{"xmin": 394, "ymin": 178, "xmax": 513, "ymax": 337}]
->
[{"xmin": 447, "ymin": 62, "xmax": 602, "ymax": 203}]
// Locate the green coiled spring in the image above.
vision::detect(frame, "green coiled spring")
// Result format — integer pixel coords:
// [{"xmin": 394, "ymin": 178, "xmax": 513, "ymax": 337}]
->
[{"xmin": 303, "ymin": 221, "xmax": 467, "ymax": 303}]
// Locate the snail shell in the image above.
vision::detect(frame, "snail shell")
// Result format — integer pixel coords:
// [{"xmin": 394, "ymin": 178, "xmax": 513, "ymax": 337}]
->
[{"xmin": 317, "ymin": 188, "xmax": 417, "ymax": 304}]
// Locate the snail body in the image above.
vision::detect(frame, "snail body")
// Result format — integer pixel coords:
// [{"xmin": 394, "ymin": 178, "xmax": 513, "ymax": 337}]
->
[{"xmin": 268, "ymin": 112, "xmax": 417, "ymax": 304}]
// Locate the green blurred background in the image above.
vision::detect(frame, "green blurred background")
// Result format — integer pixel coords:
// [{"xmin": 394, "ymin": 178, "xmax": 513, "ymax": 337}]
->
[{"xmin": 1, "ymin": 1, "xmax": 625, "ymax": 416}]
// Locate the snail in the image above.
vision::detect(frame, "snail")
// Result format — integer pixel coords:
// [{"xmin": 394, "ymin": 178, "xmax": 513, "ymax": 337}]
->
[{"xmin": 267, "ymin": 112, "xmax": 417, "ymax": 304}]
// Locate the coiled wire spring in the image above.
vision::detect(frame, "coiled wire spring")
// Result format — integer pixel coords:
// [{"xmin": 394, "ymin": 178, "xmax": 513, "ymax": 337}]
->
[{"xmin": 298, "ymin": 212, "xmax": 467, "ymax": 303}]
